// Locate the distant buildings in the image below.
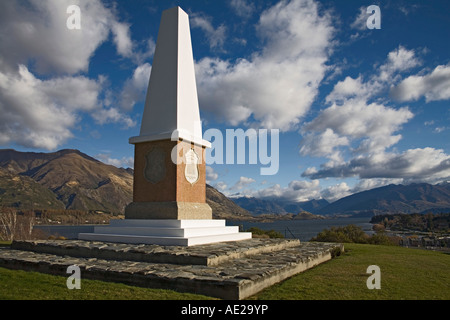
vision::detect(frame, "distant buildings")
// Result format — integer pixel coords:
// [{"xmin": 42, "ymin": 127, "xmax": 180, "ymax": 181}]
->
[{"xmin": 397, "ymin": 233, "xmax": 450, "ymax": 251}]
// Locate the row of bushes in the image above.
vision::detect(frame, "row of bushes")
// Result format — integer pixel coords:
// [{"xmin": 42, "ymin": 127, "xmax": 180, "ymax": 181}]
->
[
  {"xmin": 311, "ymin": 224, "xmax": 400, "ymax": 245},
  {"xmin": 246, "ymin": 227, "xmax": 284, "ymax": 239},
  {"xmin": 245, "ymin": 224, "xmax": 400, "ymax": 245}
]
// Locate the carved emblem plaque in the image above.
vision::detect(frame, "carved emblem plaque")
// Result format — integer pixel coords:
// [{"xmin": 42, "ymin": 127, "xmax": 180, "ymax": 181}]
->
[
  {"xmin": 184, "ymin": 148, "xmax": 199, "ymax": 185},
  {"xmin": 144, "ymin": 147, "xmax": 166, "ymax": 183}
]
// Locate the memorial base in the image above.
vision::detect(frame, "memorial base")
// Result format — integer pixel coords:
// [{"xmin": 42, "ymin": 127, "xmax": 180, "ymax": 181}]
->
[
  {"xmin": 78, "ymin": 219, "xmax": 252, "ymax": 246},
  {"xmin": 125, "ymin": 201, "xmax": 212, "ymax": 220}
]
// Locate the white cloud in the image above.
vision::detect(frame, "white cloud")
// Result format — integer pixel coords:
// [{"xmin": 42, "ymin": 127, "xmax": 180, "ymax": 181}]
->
[
  {"xmin": 190, "ymin": 13, "xmax": 227, "ymax": 50},
  {"xmin": 229, "ymin": 0, "xmax": 255, "ymax": 18},
  {"xmin": 301, "ymin": 46, "xmax": 417, "ymax": 163},
  {"xmin": 195, "ymin": 0, "xmax": 335, "ymax": 131},
  {"xmin": 303, "ymin": 148, "xmax": 450, "ymax": 184},
  {"xmin": 325, "ymin": 76, "xmax": 369, "ymax": 103},
  {"xmin": 0, "ymin": 63, "xmax": 136, "ymax": 150},
  {"xmin": 352, "ymin": 178, "xmax": 404, "ymax": 193},
  {"xmin": 111, "ymin": 21, "xmax": 134, "ymax": 58},
  {"xmin": 213, "ymin": 181, "xmax": 228, "ymax": 192},
  {"xmin": 96, "ymin": 153, "xmax": 134, "ymax": 169},
  {"xmin": 299, "ymin": 129, "xmax": 349, "ymax": 162},
  {"xmin": 390, "ymin": 64, "xmax": 450, "ymax": 102},
  {"xmin": 321, "ymin": 182, "xmax": 351, "ymax": 202},
  {"xmin": 230, "ymin": 176, "xmax": 256, "ymax": 191},
  {"xmin": 304, "ymin": 99, "xmax": 413, "ymax": 153},
  {"xmin": 325, "ymin": 47, "xmax": 419, "ymax": 103},
  {"xmin": 0, "ymin": 0, "xmax": 150, "ymax": 150},
  {"xmin": 398, "ymin": 4, "xmax": 420, "ymax": 16},
  {"xmin": 350, "ymin": 6, "xmax": 368, "ymax": 31},
  {"xmin": 120, "ymin": 63, "xmax": 152, "ymax": 110},
  {"xmin": 91, "ymin": 107, "xmax": 136, "ymax": 129},
  {"xmin": 0, "ymin": 65, "xmax": 102, "ymax": 149},
  {"xmin": 0, "ymin": 0, "xmax": 134, "ymax": 75},
  {"xmin": 434, "ymin": 127, "xmax": 447, "ymax": 133},
  {"xmin": 299, "ymin": 45, "xmax": 450, "ymax": 185},
  {"xmin": 205, "ymin": 166, "xmax": 219, "ymax": 184},
  {"xmin": 253, "ymin": 179, "xmax": 321, "ymax": 202},
  {"xmin": 382, "ymin": 46, "xmax": 421, "ymax": 74}
]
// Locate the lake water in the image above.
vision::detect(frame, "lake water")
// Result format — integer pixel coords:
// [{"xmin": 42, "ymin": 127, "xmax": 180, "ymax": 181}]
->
[{"xmin": 34, "ymin": 217, "xmax": 373, "ymax": 242}]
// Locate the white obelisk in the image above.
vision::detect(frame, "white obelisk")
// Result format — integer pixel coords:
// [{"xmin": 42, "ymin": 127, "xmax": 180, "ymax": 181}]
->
[
  {"xmin": 79, "ymin": 7, "xmax": 251, "ymax": 246},
  {"xmin": 131, "ymin": 6, "xmax": 209, "ymax": 147}
]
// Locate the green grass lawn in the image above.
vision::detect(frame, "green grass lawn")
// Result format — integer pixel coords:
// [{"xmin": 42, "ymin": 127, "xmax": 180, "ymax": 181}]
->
[
  {"xmin": 0, "ymin": 243, "xmax": 449, "ymax": 300},
  {"xmin": 249, "ymin": 243, "xmax": 450, "ymax": 300},
  {"xmin": 0, "ymin": 266, "xmax": 215, "ymax": 300}
]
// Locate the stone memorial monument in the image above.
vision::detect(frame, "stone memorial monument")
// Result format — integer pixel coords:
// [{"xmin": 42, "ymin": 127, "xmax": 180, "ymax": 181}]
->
[{"xmin": 79, "ymin": 6, "xmax": 251, "ymax": 246}]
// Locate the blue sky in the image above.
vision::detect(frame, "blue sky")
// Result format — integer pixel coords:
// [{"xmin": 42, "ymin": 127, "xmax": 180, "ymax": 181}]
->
[{"xmin": 0, "ymin": 0, "xmax": 449, "ymax": 203}]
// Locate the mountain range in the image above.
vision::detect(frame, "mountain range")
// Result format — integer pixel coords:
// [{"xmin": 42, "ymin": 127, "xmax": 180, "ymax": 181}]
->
[
  {"xmin": 0, "ymin": 148, "xmax": 251, "ymax": 220},
  {"xmin": 1, "ymin": 148, "xmax": 450, "ymax": 218},
  {"xmin": 316, "ymin": 182, "xmax": 450, "ymax": 216},
  {"xmin": 231, "ymin": 183, "xmax": 450, "ymax": 217},
  {"xmin": 0, "ymin": 149, "xmax": 133, "ymax": 213}
]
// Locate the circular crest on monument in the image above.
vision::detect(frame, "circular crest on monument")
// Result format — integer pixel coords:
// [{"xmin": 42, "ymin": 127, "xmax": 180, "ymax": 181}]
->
[
  {"xmin": 144, "ymin": 147, "xmax": 166, "ymax": 183},
  {"xmin": 184, "ymin": 148, "xmax": 199, "ymax": 185}
]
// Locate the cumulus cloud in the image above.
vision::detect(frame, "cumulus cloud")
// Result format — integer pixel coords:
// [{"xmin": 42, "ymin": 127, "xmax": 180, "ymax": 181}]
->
[
  {"xmin": 96, "ymin": 153, "xmax": 134, "ymax": 169},
  {"xmin": 350, "ymin": 6, "xmax": 369, "ymax": 31},
  {"xmin": 390, "ymin": 64, "xmax": 450, "ymax": 102},
  {"xmin": 205, "ymin": 166, "xmax": 219, "ymax": 184},
  {"xmin": 380, "ymin": 46, "xmax": 421, "ymax": 77},
  {"xmin": 226, "ymin": 179, "xmax": 322, "ymax": 202},
  {"xmin": 195, "ymin": 0, "xmax": 335, "ymax": 131},
  {"xmin": 321, "ymin": 182, "xmax": 352, "ymax": 202},
  {"xmin": 325, "ymin": 46, "xmax": 419, "ymax": 104},
  {"xmin": 230, "ymin": 176, "xmax": 256, "ymax": 191},
  {"xmin": 91, "ymin": 107, "xmax": 136, "ymax": 129},
  {"xmin": 300, "ymin": 46, "xmax": 417, "ymax": 163},
  {"xmin": 303, "ymin": 148, "xmax": 450, "ymax": 184},
  {"xmin": 229, "ymin": 0, "xmax": 255, "ymax": 18},
  {"xmin": 120, "ymin": 63, "xmax": 152, "ymax": 110},
  {"xmin": 111, "ymin": 22, "xmax": 134, "ymax": 58},
  {"xmin": 303, "ymin": 99, "xmax": 413, "ymax": 153},
  {"xmin": 0, "ymin": 65, "xmax": 102, "ymax": 149},
  {"xmin": 352, "ymin": 178, "xmax": 404, "ymax": 193},
  {"xmin": 0, "ymin": 0, "xmax": 152, "ymax": 150},
  {"xmin": 300, "ymin": 45, "xmax": 450, "ymax": 185},
  {"xmin": 253, "ymin": 180, "xmax": 322, "ymax": 202},
  {"xmin": 190, "ymin": 13, "xmax": 227, "ymax": 50},
  {"xmin": 213, "ymin": 181, "xmax": 228, "ymax": 192},
  {"xmin": 325, "ymin": 76, "xmax": 369, "ymax": 103},
  {"xmin": 299, "ymin": 129, "xmax": 349, "ymax": 162},
  {"xmin": 0, "ymin": 0, "xmax": 137, "ymax": 75},
  {"xmin": 0, "ymin": 63, "xmax": 136, "ymax": 149}
]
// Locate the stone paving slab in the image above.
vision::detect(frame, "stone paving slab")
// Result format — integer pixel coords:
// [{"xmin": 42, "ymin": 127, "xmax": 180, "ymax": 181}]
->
[
  {"xmin": 11, "ymin": 238, "xmax": 302, "ymax": 266},
  {"xmin": 0, "ymin": 240, "xmax": 344, "ymax": 300}
]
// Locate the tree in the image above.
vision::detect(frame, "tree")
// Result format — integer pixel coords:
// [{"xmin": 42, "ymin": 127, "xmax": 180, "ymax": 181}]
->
[
  {"xmin": 311, "ymin": 225, "xmax": 369, "ymax": 243},
  {"xmin": 426, "ymin": 212, "xmax": 434, "ymax": 231},
  {"xmin": 0, "ymin": 208, "xmax": 36, "ymax": 241},
  {"xmin": 0, "ymin": 208, "xmax": 17, "ymax": 241}
]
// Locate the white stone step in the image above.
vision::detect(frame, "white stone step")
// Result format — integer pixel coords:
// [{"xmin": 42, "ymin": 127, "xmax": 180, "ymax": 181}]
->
[
  {"xmin": 109, "ymin": 219, "xmax": 226, "ymax": 228},
  {"xmin": 78, "ymin": 232, "xmax": 252, "ymax": 246},
  {"xmin": 92, "ymin": 226, "xmax": 239, "ymax": 237}
]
